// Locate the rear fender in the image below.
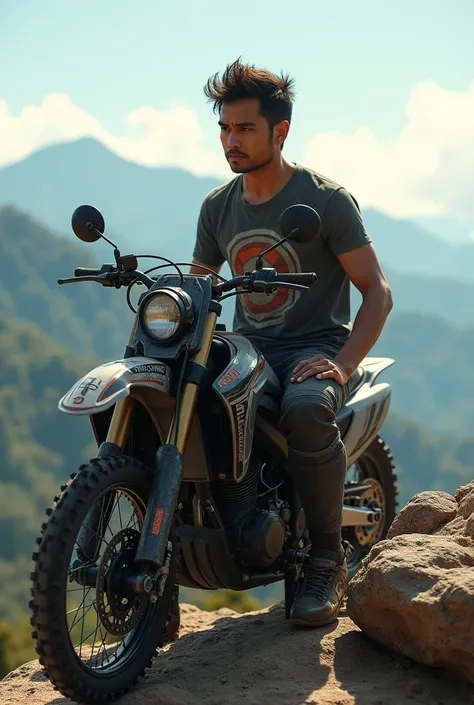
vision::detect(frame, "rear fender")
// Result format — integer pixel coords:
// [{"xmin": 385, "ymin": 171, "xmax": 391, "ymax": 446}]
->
[
  {"xmin": 343, "ymin": 383, "xmax": 392, "ymax": 465},
  {"xmin": 360, "ymin": 356, "xmax": 395, "ymax": 385}
]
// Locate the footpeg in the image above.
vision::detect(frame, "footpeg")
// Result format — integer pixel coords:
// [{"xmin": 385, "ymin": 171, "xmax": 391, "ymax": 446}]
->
[{"xmin": 282, "ymin": 548, "xmax": 310, "ymax": 563}]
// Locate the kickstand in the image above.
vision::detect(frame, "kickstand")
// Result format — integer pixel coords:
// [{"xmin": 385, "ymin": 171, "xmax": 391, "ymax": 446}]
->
[{"xmin": 284, "ymin": 566, "xmax": 296, "ymax": 620}]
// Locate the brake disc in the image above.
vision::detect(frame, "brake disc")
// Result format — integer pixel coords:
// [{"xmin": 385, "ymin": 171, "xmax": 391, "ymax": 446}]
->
[{"xmin": 96, "ymin": 528, "xmax": 149, "ymax": 636}]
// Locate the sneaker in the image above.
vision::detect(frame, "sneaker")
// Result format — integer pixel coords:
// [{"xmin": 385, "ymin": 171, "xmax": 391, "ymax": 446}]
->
[{"xmin": 290, "ymin": 554, "xmax": 348, "ymax": 627}]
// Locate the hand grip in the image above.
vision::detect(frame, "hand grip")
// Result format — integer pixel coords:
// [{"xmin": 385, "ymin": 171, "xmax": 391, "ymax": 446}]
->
[
  {"xmin": 272, "ymin": 272, "xmax": 317, "ymax": 286},
  {"xmin": 74, "ymin": 267, "xmax": 102, "ymax": 277}
]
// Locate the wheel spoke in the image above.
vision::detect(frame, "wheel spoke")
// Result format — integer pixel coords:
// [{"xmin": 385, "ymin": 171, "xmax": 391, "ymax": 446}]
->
[
  {"xmin": 62, "ymin": 484, "xmax": 152, "ymax": 671},
  {"xmin": 30, "ymin": 458, "xmax": 175, "ymax": 703},
  {"xmin": 68, "ymin": 587, "xmax": 92, "ymax": 631}
]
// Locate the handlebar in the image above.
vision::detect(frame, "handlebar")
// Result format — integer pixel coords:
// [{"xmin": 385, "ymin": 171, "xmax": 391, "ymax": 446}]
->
[
  {"xmin": 213, "ymin": 267, "xmax": 317, "ymax": 295},
  {"xmin": 59, "ymin": 263, "xmax": 317, "ymax": 297}
]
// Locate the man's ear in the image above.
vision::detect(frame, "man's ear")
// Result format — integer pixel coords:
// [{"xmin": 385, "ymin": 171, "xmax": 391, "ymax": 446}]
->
[{"xmin": 274, "ymin": 120, "xmax": 290, "ymax": 148}]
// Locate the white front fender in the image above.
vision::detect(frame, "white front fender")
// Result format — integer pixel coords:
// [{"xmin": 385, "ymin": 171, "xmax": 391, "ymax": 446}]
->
[{"xmin": 58, "ymin": 357, "xmax": 172, "ymax": 415}]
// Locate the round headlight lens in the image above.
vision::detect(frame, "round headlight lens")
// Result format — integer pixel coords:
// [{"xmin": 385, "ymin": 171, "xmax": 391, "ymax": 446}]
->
[{"xmin": 142, "ymin": 293, "xmax": 182, "ymax": 340}]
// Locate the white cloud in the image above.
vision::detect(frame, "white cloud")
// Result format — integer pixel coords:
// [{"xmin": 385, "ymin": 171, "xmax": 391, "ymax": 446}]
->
[
  {"xmin": 305, "ymin": 81, "xmax": 474, "ymax": 221},
  {"xmin": 0, "ymin": 93, "xmax": 228, "ymax": 178},
  {"xmin": 1, "ymin": 82, "xmax": 474, "ymax": 221}
]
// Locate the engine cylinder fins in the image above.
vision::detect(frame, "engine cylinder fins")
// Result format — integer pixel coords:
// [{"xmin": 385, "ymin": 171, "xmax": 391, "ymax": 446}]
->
[{"xmin": 212, "ymin": 458, "xmax": 260, "ymax": 522}]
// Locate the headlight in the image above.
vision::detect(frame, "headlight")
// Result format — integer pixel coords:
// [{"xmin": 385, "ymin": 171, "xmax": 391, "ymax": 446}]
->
[{"xmin": 140, "ymin": 289, "xmax": 193, "ymax": 342}]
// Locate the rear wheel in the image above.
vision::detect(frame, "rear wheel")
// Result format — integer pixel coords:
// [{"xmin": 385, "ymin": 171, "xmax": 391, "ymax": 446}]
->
[
  {"xmin": 343, "ymin": 435, "xmax": 398, "ymax": 578},
  {"xmin": 30, "ymin": 455, "xmax": 176, "ymax": 703}
]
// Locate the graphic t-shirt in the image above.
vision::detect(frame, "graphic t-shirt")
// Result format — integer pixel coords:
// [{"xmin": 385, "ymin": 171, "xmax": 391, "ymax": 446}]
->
[{"xmin": 193, "ymin": 164, "xmax": 371, "ymax": 353}]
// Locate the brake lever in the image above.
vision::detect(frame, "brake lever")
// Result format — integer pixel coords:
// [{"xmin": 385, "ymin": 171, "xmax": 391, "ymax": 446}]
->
[
  {"xmin": 252, "ymin": 282, "xmax": 310, "ymax": 293},
  {"xmin": 58, "ymin": 269, "xmax": 154, "ymax": 289},
  {"xmin": 270, "ymin": 282, "xmax": 310, "ymax": 291},
  {"xmin": 57, "ymin": 274, "xmax": 116, "ymax": 286}
]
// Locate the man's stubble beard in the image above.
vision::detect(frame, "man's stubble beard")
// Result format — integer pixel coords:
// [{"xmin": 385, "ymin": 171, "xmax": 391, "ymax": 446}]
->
[{"xmin": 228, "ymin": 141, "xmax": 275, "ymax": 174}]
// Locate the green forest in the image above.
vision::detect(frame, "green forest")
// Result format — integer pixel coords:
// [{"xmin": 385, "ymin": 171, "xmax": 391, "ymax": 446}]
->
[{"xmin": 1, "ymin": 203, "xmax": 473, "ymax": 677}]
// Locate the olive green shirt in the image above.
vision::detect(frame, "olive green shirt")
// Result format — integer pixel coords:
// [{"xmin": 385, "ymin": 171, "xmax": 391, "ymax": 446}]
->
[{"xmin": 193, "ymin": 164, "xmax": 371, "ymax": 353}]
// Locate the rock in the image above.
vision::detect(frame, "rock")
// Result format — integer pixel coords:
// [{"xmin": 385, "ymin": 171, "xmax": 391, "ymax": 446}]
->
[
  {"xmin": 347, "ymin": 481, "xmax": 474, "ymax": 685},
  {"xmin": 455, "ymin": 480, "xmax": 474, "ymax": 503},
  {"xmin": 438, "ymin": 483, "xmax": 474, "ymax": 544},
  {"xmin": 387, "ymin": 491, "xmax": 457, "ymax": 538}
]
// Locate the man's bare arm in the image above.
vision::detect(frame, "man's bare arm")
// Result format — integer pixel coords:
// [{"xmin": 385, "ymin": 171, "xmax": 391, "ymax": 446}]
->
[
  {"xmin": 291, "ymin": 243, "xmax": 393, "ymax": 385},
  {"xmin": 189, "ymin": 258, "xmax": 222, "ymax": 282},
  {"xmin": 334, "ymin": 243, "xmax": 393, "ymax": 376}
]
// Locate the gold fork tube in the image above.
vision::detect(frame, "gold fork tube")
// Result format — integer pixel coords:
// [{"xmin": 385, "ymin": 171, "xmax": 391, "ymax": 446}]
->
[
  {"xmin": 105, "ymin": 396, "xmax": 135, "ymax": 449},
  {"xmin": 104, "ymin": 314, "xmax": 140, "ymax": 449},
  {"xmin": 127, "ymin": 312, "xmax": 139, "ymax": 347},
  {"xmin": 166, "ymin": 311, "xmax": 218, "ymax": 453}
]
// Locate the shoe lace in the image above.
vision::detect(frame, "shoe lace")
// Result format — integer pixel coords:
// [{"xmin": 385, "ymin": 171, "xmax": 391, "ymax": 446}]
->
[{"xmin": 302, "ymin": 564, "xmax": 337, "ymax": 601}]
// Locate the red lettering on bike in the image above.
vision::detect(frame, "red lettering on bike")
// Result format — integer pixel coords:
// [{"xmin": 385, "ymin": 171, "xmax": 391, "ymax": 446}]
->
[{"xmin": 152, "ymin": 508, "xmax": 165, "ymax": 535}]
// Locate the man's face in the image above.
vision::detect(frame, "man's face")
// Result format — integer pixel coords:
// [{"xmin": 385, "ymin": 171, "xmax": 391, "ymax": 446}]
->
[{"xmin": 219, "ymin": 98, "xmax": 281, "ymax": 174}]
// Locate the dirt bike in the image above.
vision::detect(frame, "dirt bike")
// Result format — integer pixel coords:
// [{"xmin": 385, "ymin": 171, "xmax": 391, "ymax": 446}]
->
[{"xmin": 29, "ymin": 202, "xmax": 397, "ymax": 703}]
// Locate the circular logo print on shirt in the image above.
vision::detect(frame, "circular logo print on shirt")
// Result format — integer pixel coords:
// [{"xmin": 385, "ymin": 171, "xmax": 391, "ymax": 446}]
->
[{"xmin": 227, "ymin": 229, "xmax": 302, "ymax": 328}]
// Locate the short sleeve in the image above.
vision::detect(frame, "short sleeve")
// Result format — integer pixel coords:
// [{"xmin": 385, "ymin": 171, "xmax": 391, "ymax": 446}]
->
[
  {"xmin": 322, "ymin": 188, "xmax": 372, "ymax": 256},
  {"xmin": 192, "ymin": 198, "xmax": 225, "ymax": 267}
]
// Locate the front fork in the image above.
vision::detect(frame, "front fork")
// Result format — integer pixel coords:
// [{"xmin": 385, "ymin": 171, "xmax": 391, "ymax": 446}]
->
[{"xmin": 76, "ymin": 312, "xmax": 218, "ymax": 571}]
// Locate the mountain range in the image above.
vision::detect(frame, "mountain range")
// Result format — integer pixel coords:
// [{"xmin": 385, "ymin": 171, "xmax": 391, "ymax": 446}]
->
[{"xmin": 2, "ymin": 137, "xmax": 474, "ymax": 284}]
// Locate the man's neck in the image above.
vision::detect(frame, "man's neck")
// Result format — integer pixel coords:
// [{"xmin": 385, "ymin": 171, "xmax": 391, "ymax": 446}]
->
[{"xmin": 242, "ymin": 157, "xmax": 296, "ymax": 205}]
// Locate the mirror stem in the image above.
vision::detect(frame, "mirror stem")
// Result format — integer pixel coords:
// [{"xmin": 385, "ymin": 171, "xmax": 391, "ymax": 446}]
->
[
  {"xmin": 85, "ymin": 221, "xmax": 121, "ymax": 265},
  {"xmin": 85, "ymin": 221, "xmax": 118, "ymax": 251},
  {"xmin": 255, "ymin": 227, "xmax": 299, "ymax": 269}
]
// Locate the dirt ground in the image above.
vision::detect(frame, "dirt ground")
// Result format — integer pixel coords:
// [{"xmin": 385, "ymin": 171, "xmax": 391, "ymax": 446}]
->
[{"xmin": 2, "ymin": 602, "xmax": 474, "ymax": 705}]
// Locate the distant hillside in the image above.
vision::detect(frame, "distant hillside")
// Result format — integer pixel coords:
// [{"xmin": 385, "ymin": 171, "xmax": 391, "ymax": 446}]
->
[
  {"xmin": 362, "ymin": 208, "xmax": 474, "ymax": 282},
  {"xmin": 351, "ymin": 264, "xmax": 474, "ymax": 326},
  {"xmin": 2, "ymin": 137, "xmax": 474, "ymax": 282},
  {"xmin": 0, "ymin": 312, "xmax": 95, "ymax": 561},
  {"xmin": 0, "ymin": 205, "xmax": 131, "ymax": 361},
  {"xmin": 0, "ymin": 138, "xmax": 218, "ymax": 264},
  {"xmin": 371, "ymin": 310, "xmax": 474, "ymax": 437}
]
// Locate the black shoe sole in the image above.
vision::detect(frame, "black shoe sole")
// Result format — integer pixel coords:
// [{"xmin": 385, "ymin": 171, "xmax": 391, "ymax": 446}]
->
[{"xmin": 290, "ymin": 606, "xmax": 343, "ymax": 628}]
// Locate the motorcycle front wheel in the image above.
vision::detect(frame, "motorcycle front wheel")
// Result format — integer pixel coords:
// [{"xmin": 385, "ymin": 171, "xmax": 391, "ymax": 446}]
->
[{"xmin": 30, "ymin": 455, "xmax": 176, "ymax": 704}]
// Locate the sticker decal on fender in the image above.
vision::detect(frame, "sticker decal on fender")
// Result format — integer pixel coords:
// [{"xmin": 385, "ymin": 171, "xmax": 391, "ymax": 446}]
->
[
  {"xmin": 77, "ymin": 377, "xmax": 103, "ymax": 395},
  {"xmin": 130, "ymin": 363, "xmax": 167, "ymax": 377}
]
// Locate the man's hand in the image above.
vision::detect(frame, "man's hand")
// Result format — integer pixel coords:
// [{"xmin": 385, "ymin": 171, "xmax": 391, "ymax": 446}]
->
[{"xmin": 290, "ymin": 355, "xmax": 350, "ymax": 386}]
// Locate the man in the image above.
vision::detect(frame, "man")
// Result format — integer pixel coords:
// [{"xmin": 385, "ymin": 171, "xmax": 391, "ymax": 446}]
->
[{"xmin": 189, "ymin": 59, "xmax": 393, "ymax": 627}]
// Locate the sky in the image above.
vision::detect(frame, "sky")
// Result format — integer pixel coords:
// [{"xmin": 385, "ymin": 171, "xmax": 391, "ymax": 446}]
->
[{"xmin": 1, "ymin": 0, "xmax": 473, "ymax": 231}]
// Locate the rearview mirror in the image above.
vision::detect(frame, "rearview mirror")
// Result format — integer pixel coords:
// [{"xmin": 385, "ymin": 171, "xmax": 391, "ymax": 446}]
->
[
  {"xmin": 71, "ymin": 205, "xmax": 105, "ymax": 243},
  {"xmin": 279, "ymin": 204, "xmax": 321, "ymax": 243}
]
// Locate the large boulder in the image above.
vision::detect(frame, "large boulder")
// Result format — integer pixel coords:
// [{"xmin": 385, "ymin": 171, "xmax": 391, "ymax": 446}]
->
[
  {"xmin": 346, "ymin": 481, "xmax": 474, "ymax": 684},
  {"xmin": 386, "ymin": 490, "xmax": 457, "ymax": 538}
]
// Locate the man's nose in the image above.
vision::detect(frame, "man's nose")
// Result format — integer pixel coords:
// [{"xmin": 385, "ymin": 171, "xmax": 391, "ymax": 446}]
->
[{"xmin": 226, "ymin": 129, "xmax": 240, "ymax": 149}]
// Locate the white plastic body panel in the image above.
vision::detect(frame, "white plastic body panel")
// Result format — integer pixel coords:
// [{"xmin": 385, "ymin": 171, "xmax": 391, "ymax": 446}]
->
[{"xmin": 58, "ymin": 357, "xmax": 171, "ymax": 415}]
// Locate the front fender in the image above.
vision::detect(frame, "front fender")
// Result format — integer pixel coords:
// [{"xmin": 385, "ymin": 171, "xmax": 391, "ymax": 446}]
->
[{"xmin": 59, "ymin": 357, "xmax": 172, "ymax": 415}]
